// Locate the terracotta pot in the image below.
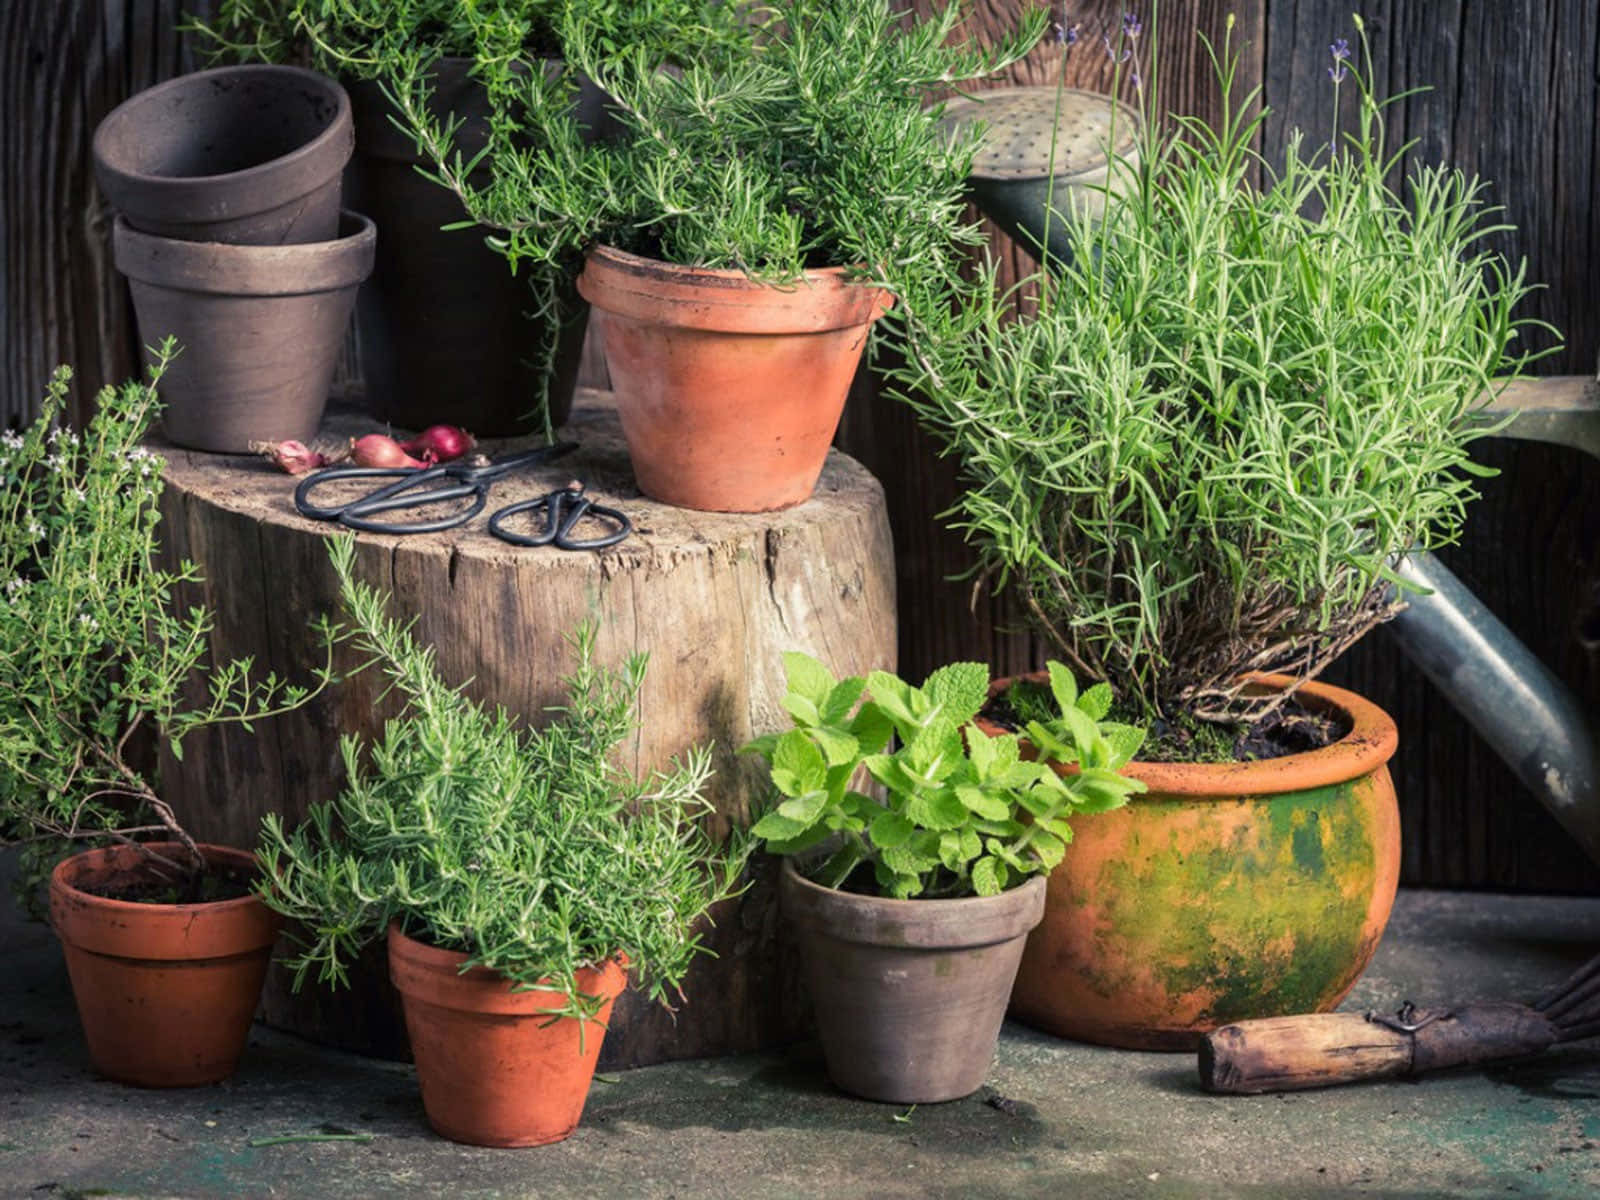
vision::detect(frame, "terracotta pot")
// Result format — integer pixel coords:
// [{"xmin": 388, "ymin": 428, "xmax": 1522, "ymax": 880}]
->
[
  {"xmin": 93, "ymin": 65, "xmax": 353, "ymax": 245},
  {"xmin": 780, "ymin": 860, "xmax": 1045, "ymax": 1104},
  {"xmin": 986, "ymin": 673, "xmax": 1401, "ymax": 1051},
  {"xmin": 577, "ymin": 245, "xmax": 892, "ymax": 512},
  {"xmin": 387, "ymin": 924, "xmax": 626, "ymax": 1147},
  {"xmin": 48, "ymin": 842, "xmax": 280, "ymax": 1088},
  {"xmin": 113, "ymin": 209, "xmax": 376, "ymax": 452},
  {"xmin": 345, "ymin": 59, "xmax": 603, "ymax": 436}
]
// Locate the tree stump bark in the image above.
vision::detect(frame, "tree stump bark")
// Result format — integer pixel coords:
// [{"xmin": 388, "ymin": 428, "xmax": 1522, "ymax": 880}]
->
[{"xmin": 152, "ymin": 390, "xmax": 897, "ymax": 1068}]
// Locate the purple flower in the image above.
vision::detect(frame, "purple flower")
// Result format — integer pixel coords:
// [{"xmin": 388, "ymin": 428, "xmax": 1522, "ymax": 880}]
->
[
  {"xmin": 1054, "ymin": 20, "xmax": 1080, "ymax": 46},
  {"xmin": 1123, "ymin": 12, "xmax": 1143, "ymax": 39},
  {"xmin": 1328, "ymin": 37, "xmax": 1351, "ymax": 83},
  {"xmin": 1103, "ymin": 34, "xmax": 1131, "ymax": 64}
]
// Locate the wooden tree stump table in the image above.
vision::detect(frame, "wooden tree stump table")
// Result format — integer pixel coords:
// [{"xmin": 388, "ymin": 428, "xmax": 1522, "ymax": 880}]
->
[{"xmin": 152, "ymin": 390, "xmax": 897, "ymax": 1069}]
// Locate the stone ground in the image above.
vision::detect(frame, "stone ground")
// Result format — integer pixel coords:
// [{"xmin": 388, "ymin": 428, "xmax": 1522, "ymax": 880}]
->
[{"xmin": 4, "ymin": 869, "xmax": 1599, "ymax": 1199}]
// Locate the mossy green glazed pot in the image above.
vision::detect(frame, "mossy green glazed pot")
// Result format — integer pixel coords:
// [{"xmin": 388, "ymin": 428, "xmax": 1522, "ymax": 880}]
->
[{"xmin": 985, "ymin": 673, "xmax": 1400, "ymax": 1051}]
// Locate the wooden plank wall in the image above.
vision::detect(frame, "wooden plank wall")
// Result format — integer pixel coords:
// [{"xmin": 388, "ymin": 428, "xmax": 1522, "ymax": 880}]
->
[{"xmin": 4, "ymin": 0, "xmax": 1599, "ymax": 891}]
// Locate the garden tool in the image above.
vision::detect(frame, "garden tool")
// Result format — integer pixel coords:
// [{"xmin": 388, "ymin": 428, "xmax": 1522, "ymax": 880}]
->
[
  {"xmin": 1198, "ymin": 949, "xmax": 1600, "ymax": 1094},
  {"xmin": 293, "ymin": 442, "xmax": 630, "ymax": 549}
]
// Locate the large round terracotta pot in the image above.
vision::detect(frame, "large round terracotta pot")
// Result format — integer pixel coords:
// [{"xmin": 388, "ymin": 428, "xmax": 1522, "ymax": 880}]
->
[
  {"xmin": 49, "ymin": 842, "xmax": 280, "ymax": 1088},
  {"xmin": 387, "ymin": 924, "xmax": 626, "ymax": 1147},
  {"xmin": 344, "ymin": 58, "xmax": 605, "ymax": 436},
  {"xmin": 93, "ymin": 64, "xmax": 352, "ymax": 245},
  {"xmin": 113, "ymin": 209, "xmax": 376, "ymax": 452},
  {"xmin": 577, "ymin": 244, "xmax": 893, "ymax": 512},
  {"xmin": 988, "ymin": 673, "xmax": 1401, "ymax": 1051},
  {"xmin": 780, "ymin": 860, "xmax": 1045, "ymax": 1104}
]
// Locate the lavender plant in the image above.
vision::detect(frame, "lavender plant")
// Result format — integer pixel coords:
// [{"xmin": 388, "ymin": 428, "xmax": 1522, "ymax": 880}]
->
[
  {"xmin": 0, "ymin": 346, "xmax": 338, "ymax": 890},
  {"xmin": 257, "ymin": 537, "xmax": 750, "ymax": 1019},
  {"xmin": 892, "ymin": 14, "xmax": 1552, "ymax": 735}
]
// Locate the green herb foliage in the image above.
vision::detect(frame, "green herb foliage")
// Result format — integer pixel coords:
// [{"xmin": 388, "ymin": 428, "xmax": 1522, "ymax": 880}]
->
[
  {"xmin": 0, "ymin": 345, "xmax": 338, "ymax": 885},
  {"xmin": 742, "ymin": 653, "xmax": 1145, "ymax": 899},
  {"xmin": 893, "ymin": 15, "xmax": 1553, "ymax": 729},
  {"xmin": 257, "ymin": 537, "xmax": 750, "ymax": 1022}
]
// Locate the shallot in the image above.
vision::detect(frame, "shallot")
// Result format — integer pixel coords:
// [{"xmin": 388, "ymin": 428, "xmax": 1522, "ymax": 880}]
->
[
  {"xmin": 399, "ymin": 424, "xmax": 477, "ymax": 463},
  {"xmin": 350, "ymin": 434, "xmax": 428, "ymax": 470},
  {"xmin": 253, "ymin": 439, "xmax": 336, "ymax": 475}
]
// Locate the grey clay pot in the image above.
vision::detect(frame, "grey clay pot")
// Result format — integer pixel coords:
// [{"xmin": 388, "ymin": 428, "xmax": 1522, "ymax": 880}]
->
[
  {"xmin": 113, "ymin": 210, "xmax": 376, "ymax": 453},
  {"xmin": 94, "ymin": 65, "xmax": 353, "ymax": 245},
  {"xmin": 780, "ymin": 859, "xmax": 1046, "ymax": 1104}
]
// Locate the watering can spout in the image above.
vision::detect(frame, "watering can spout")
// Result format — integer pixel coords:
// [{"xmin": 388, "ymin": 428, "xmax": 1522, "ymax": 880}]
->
[{"xmin": 1388, "ymin": 550, "xmax": 1600, "ymax": 866}]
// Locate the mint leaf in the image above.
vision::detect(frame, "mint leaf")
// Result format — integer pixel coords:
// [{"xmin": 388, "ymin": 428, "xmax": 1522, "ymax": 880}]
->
[
  {"xmin": 923, "ymin": 661, "xmax": 989, "ymax": 726},
  {"xmin": 770, "ymin": 729, "xmax": 827, "ymax": 795},
  {"xmin": 1076, "ymin": 681, "xmax": 1112, "ymax": 720},
  {"xmin": 783, "ymin": 651, "xmax": 835, "ymax": 708},
  {"xmin": 870, "ymin": 810, "xmax": 915, "ymax": 849},
  {"xmin": 1046, "ymin": 661, "xmax": 1078, "ymax": 712}
]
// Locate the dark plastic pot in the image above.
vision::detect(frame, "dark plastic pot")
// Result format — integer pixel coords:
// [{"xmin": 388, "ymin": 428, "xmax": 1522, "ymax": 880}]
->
[
  {"xmin": 780, "ymin": 860, "xmax": 1046, "ymax": 1104},
  {"xmin": 93, "ymin": 65, "xmax": 353, "ymax": 245},
  {"xmin": 113, "ymin": 210, "xmax": 376, "ymax": 452},
  {"xmin": 49, "ymin": 843, "xmax": 280, "ymax": 1088},
  {"xmin": 344, "ymin": 59, "xmax": 605, "ymax": 436}
]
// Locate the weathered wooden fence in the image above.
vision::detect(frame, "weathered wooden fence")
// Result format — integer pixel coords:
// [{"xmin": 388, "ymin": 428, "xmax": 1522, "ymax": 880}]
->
[{"xmin": 5, "ymin": 0, "xmax": 1598, "ymax": 890}]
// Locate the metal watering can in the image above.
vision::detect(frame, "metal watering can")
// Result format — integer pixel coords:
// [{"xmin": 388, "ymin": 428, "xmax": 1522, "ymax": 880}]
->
[{"xmin": 942, "ymin": 88, "xmax": 1600, "ymax": 867}]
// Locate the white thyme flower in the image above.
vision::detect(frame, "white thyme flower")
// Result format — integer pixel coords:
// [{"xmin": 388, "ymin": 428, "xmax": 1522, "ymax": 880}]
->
[
  {"xmin": 0, "ymin": 431, "xmax": 22, "ymax": 450},
  {"xmin": 4, "ymin": 577, "xmax": 24, "ymax": 596},
  {"xmin": 26, "ymin": 519, "xmax": 44, "ymax": 541},
  {"xmin": 78, "ymin": 612, "xmax": 99, "ymax": 632}
]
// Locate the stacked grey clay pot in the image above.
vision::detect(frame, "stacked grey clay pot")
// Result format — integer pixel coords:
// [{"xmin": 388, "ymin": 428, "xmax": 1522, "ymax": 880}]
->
[{"xmin": 94, "ymin": 65, "xmax": 375, "ymax": 452}]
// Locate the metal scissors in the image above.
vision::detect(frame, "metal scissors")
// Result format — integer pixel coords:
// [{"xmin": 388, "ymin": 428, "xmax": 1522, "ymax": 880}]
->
[
  {"xmin": 487, "ymin": 483, "xmax": 632, "ymax": 550},
  {"xmin": 294, "ymin": 443, "xmax": 581, "ymax": 535}
]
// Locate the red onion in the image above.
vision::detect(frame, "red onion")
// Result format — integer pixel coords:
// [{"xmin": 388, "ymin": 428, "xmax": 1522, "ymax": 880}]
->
[
  {"xmin": 254, "ymin": 439, "xmax": 334, "ymax": 475},
  {"xmin": 398, "ymin": 425, "xmax": 476, "ymax": 463},
  {"xmin": 350, "ymin": 434, "xmax": 428, "ymax": 470}
]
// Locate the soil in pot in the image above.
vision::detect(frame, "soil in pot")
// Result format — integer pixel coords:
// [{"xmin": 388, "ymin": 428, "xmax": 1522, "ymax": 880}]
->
[
  {"xmin": 48, "ymin": 842, "xmax": 281, "ymax": 1088},
  {"xmin": 982, "ymin": 673, "xmax": 1401, "ymax": 1051},
  {"xmin": 387, "ymin": 924, "xmax": 626, "ymax": 1147},
  {"xmin": 93, "ymin": 64, "xmax": 353, "ymax": 245},
  {"xmin": 344, "ymin": 60, "xmax": 610, "ymax": 437},
  {"xmin": 112, "ymin": 209, "xmax": 376, "ymax": 453},
  {"xmin": 780, "ymin": 860, "xmax": 1045, "ymax": 1104},
  {"xmin": 577, "ymin": 244, "xmax": 892, "ymax": 513}
]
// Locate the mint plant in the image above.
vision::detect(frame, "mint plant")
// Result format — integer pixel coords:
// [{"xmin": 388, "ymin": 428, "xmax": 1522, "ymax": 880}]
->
[
  {"xmin": 743, "ymin": 654, "xmax": 1145, "ymax": 900},
  {"xmin": 257, "ymin": 537, "xmax": 750, "ymax": 1021}
]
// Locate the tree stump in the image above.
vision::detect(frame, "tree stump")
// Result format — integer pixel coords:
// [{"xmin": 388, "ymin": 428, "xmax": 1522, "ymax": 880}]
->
[{"xmin": 151, "ymin": 390, "xmax": 897, "ymax": 1069}]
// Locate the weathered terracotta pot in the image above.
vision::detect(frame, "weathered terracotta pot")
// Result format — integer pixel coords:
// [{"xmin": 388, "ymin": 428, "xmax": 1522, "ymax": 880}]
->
[
  {"xmin": 780, "ymin": 860, "xmax": 1045, "ymax": 1104},
  {"xmin": 49, "ymin": 842, "xmax": 280, "ymax": 1088},
  {"xmin": 93, "ymin": 65, "xmax": 352, "ymax": 245},
  {"xmin": 989, "ymin": 673, "xmax": 1401, "ymax": 1051},
  {"xmin": 577, "ymin": 245, "xmax": 892, "ymax": 512},
  {"xmin": 345, "ymin": 59, "xmax": 604, "ymax": 436},
  {"xmin": 113, "ymin": 209, "xmax": 375, "ymax": 452},
  {"xmin": 387, "ymin": 924, "xmax": 625, "ymax": 1147}
]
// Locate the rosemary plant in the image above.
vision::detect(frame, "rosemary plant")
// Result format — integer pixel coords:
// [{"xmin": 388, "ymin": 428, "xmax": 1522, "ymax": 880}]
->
[
  {"xmin": 258, "ymin": 537, "xmax": 750, "ymax": 1021},
  {"xmin": 0, "ymin": 346, "xmax": 338, "ymax": 891},
  {"xmin": 894, "ymin": 15, "xmax": 1552, "ymax": 734}
]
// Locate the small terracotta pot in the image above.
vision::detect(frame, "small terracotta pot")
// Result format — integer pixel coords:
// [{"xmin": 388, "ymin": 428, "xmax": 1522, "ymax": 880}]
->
[
  {"xmin": 577, "ymin": 245, "xmax": 892, "ymax": 512},
  {"xmin": 48, "ymin": 842, "xmax": 280, "ymax": 1088},
  {"xmin": 113, "ymin": 210, "xmax": 376, "ymax": 452},
  {"xmin": 345, "ymin": 59, "xmax": 602, "ymax": 436},
  {"xmin": 780, "ymin": 860, "xmax": 1045, "ymax": 1104},
  {"xmin": 387, "ymin": 924, "xmax": 626, "ymax": 1147},
  {"xmin": 984, "ymin": 673, "xmax": 1401, "ymax": 1051},
  {"xmin": 93, "ymin": 65, "xmax": 353, "ymax": 245}
]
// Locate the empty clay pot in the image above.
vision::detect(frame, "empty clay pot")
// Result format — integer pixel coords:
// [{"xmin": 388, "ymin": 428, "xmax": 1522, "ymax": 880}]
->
[
  {"xmin": 387, "ymin": 924, "xmax": 626, "ymax": 1147},
  {"xmin": 780, "ymin": 861, "xmax": 1045, "ymax": 1104},
  {"xmin": 113, "ymin": 210, "xmax": 376, "ymax": 452},
  {"xmin": 345, "ymin": 59, "xmax": 602, "ymax": 436},
  {"xmin": 93, "ymin": 64, "xmax": 353, "ymax": 244},
  {"xmin": 49, "ymin": 842, "xmax": 280, "ymax": 1088},
  {"xmin": 985, "ymin": 673, "xmax": 1401, "ymax": 1051},
  {"xmin": 577, "ymin": 244, "xmax": 893, "ymax": 512}
]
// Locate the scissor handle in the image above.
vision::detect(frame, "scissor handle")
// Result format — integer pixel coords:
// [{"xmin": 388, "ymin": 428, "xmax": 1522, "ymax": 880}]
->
[
  {"xmin": 488, "ymin": 486, "xmax": 631, "ymax": 550},
  {"xmin": 294, "ymin": 465, "xmax": 442, "ymax": 521}
]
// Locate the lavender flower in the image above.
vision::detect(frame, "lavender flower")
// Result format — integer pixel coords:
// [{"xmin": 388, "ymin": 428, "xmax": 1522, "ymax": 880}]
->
[
  {"xmin": 1123, "ymin": 13, "xmax": 1143, "ymax": 39},
  {"xmin": 1328, "ymin": 37, "xmax": 1351, "ymax": 83}
]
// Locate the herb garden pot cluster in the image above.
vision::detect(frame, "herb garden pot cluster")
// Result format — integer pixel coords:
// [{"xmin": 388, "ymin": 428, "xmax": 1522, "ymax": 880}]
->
[{"xmin": 95, "ymin": 65, "xmax": 371, "ymax": 452}]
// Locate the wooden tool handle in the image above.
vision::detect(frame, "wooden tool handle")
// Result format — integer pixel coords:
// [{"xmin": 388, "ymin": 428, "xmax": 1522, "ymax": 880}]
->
[{"xmin": 1199, "ymin": 1013, "xmax": 1413, "ymax": 1094}]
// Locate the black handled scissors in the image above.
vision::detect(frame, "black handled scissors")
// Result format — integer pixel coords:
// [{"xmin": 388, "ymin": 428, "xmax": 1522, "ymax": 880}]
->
[
  {"xmin": 488, "ymin": 483, "xmax": 632, "ymax": 550},
  {"xmin": 293, "ymin": 443, "xmax": 579, "ymax": 534}
]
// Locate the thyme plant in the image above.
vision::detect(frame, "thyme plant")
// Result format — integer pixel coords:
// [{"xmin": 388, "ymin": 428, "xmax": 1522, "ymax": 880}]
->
[
  {"xmin": 744, "ymin": 653, "xmax": 1144, "ymax": 899},
  {"xmin": 0, "ymin": 346, "xmax": 338, "ymax": 887},
  {"xmin": 895, "ymin": 16, "xmax": 1551, "ymax": 732},
  {"xmin": 258, "ymin": 538, "xmax": 750, "ymax": 1021}
]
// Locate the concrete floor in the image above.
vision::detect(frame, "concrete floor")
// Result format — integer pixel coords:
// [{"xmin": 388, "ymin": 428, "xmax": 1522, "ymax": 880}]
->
[{"xmin": 4, "ymin": 877, "xmax": 1599, "ymax": 1199}]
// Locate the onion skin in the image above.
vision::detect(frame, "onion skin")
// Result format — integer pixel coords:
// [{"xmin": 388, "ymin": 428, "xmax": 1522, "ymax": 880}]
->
[
  {"xmin": 350, "ymin": 434, "xmax": 428, "ymax": 470},
  {"xmin": 254, "ymin": 439, "xmax": 334, "ymax": 475},
  {"xmin": 398, "ymin": 425, "xmax": 477, "ymax": 463}
]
